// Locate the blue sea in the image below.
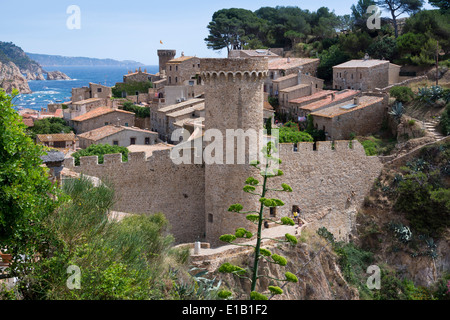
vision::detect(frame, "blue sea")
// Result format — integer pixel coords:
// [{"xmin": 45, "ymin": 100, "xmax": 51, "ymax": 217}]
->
[{"xmin": 14, "ymin": 65, "xmax": 159, "ymax": 111}]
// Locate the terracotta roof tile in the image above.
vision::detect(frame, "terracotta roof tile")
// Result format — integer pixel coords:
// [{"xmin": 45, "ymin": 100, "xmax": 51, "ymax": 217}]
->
[
  {"xmin": 289, "ymin": 90, "xmax": 335, "ymax": 104},
  {"xmin": 71, "ymin": 107, "xmax": 134, "ymax": 122},
  {"xmin": 310, "ymin": 96, "xmax": 383, "ymax": 118},
  {"xmin": 36, "ymin": 133, "xmax": 75, "ymax": 142},
  {"xmin": 299, "ymin": 90, "xmax": 359, "ymax": 111},
  {"xmin": 269, "ymin": 58, "xmax": 319, "ymax": 70},
  {"xmin": 77, "ymin": 125, "xmax": 157, "ymax": 142}
]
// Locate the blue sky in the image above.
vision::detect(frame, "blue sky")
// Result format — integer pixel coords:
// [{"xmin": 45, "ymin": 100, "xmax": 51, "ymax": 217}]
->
[{"xmin": 0, "ymin": 0, "xmax": 434, "ymax": 65}]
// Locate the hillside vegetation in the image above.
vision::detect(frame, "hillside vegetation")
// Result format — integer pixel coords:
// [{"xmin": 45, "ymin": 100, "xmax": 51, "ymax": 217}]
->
[{"xmin": 0, "ymin": 42, "xmax": 43, "ymax": 74}]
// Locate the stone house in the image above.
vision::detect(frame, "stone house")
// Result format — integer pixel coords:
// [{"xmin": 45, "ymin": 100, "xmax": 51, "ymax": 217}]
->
[
  {"xmin": 333, "ymin": 59, "xmax": 400, "ymax": 91},
  {"xmin": 268, "ymin": 57, "xmax": 320, "ymax": 81},
  {"xmin": 294, "ymin": 89, "xmax": 360, "ymax": 118},
  {"xmin": 165, "ymin": 55, "xmax": 201, "ymax": 86},
  {"xmin": 123, "ymin": 67, "xmax": 154, "ymax": 83},
  {"xmin": 310, "ymin": 94, "xmax": 388, "ymax": 140},
  {"xmin": 70, "ymin": 106, "xmax": 135, "ymax": 134},
  {"xmin": 77, "ymin": 125, "xmax": 158, "ymax": 149},
  {"xmin": 36, "ymin": 133, "xmax": 76, "ymax": 149},
  {"xmin": 64, "ymin": 97, "xmax": 110, "ymax": 121},
  {"xmin": 71, "ymin": 82, "xmax": 112, "ymax": 103},
  {"xmin": 151, "ymin": 98, "xmax": 204, "ymax": 137}
]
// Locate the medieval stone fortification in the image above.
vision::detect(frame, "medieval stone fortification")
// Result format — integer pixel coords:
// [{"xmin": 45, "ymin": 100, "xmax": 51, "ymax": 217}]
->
[{"xmin": 64, "ymin": 58, "xmax": 383, "ymax": 247}]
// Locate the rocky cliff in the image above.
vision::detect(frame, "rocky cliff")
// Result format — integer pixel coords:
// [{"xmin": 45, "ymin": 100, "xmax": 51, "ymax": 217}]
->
[
  {"xmin": 46, "ymin": 70, "xmax": 71, "ymax": 80},
  {"xmin": 0, "ymin": 61, "xmax": 31, "ymax": 94},
  {"xmin": 190, "ymin": 229, "xmax": 359, "ymax": 300},
  {"xmin": 0, "ymin": 41, "xmax": 43, "ymax": 74}
]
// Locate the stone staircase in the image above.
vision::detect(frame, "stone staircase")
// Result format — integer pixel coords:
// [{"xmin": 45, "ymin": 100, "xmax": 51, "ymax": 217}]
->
[{"xmin": 423, "ymin": 117, "xmax": 445, "ymax": 141}]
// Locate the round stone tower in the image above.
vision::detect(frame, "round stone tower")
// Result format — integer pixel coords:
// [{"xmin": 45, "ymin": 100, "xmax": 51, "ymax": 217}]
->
[
  {"xmin": 157, "ymin": 50, "xmax": 176, "ymax": 75},
  {"xmin": 200, "ymin": 58, "xmax": 269, "ymax": 247}
]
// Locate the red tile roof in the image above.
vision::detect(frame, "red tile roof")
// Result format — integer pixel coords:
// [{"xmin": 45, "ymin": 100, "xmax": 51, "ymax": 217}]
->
[
  {"xmin": 300, "ymin": 90, "xmax": 359, "ymax": 111},
  {"xmin": 36, "ymin": 133, "xmax": 76, "ymax": 142},
  {"xmin": 269, "ymin": 58, "xmax": 319, "ymax": 71},
  {"xmin": 71, "ymin": 107, "xmax": 134, "ymax": 122}
]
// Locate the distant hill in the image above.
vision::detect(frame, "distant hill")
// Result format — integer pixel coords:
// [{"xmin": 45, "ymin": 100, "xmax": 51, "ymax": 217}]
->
[
  {"xmin": 0, "ymin": 42, "xmax": 43, "ymax": 73},
  {"xmin": 27, "ymin": 53, "xmax": 145, "ymax": 67}
]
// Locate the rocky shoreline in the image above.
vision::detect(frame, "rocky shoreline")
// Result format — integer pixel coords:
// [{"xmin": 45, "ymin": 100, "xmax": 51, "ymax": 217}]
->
[{"xmin": 1, "ymin": 62, "xmax": 71, "ymax": 94}]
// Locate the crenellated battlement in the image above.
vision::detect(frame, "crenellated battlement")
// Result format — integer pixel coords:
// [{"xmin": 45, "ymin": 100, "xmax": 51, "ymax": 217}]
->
[
  {"xmin": 63, "ymin": 147, "xmax": 205, "ymax": 171},
  {"xmin": 200, "ymin": 58, "xmax": 268, "ymax": 83},
  {"xmin": 278, "ymin": 139, "xmax": 367, "ymax": 156},
  {"xmin": 64, "ymin": 140, "xmax": 371, "ymax": 171}
]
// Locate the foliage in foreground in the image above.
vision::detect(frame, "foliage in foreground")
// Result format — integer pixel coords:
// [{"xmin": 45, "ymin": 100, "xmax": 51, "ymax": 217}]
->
[
  {"xmin": 0, "ymin": 89, "xmax": 60, "ymax": 243},
  {"xmin": 4, "ymin": 176, "xmax": 193, "ymax": 300},
  {"xmin": 217, "ymin": 141, "xmax": 298, "ymax": 300}
]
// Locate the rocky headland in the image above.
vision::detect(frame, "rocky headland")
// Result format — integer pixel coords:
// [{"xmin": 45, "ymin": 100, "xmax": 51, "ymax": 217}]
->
[
  {"xmin": 0, "ymin": 60, "xmax": 31, "ymax": 94},
  {"xmin": 46, "ymin": 70, "xmax": 72, "ymax": 80}
]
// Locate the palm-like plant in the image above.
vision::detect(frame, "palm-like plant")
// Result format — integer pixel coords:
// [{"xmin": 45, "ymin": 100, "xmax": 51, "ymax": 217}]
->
[{"xmin": 389, "ymin": 101, "xmax": 404, "ymax": 122}]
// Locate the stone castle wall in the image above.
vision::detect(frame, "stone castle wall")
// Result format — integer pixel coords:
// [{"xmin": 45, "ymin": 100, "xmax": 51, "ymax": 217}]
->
[
  {"xmin": 64, "ymin": 149, "xmax": 206, "ymax": 244},
  {"xmin": 275, "ymin": 140, "xmax": 382, "ymax": 241},
  {"xmin": 64, "ymin": 139, "xmax": 382, "ymax": 245}
]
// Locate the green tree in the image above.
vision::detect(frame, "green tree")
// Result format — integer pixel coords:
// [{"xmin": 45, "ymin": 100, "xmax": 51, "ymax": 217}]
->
[
  {"xmin": 72, "ymin": 144, "xmax": 129, "ymax": 166},
  {"xmin": 218, "ymin": 141, "xmax": 298, "ymax": 300},
  {"xmin": 402, "ymin": 10, "xmax": 450, "ymax": 55},
  {"xmin": 367, "ymin": 36, "xmax": 398, "ymax": 61},
  {"xmin": 10, "ymin": 175, "xmax": 192, "ymax": 300},
  {"xmin": 428, "ymin": 0, "xmax": 450, "ymax": 13},
  {"xmin": 375, "ymin": 0, "xmax": 425, "ymax": 38},
  {"xmin": 0, "ymin": 89, "xmax": 59, "ymax": 243},
  {"xmin": 29, "ymin": 117, "xmax": 74, "ymax": 139},
  {"xmin": 205, "ymin": 8, "xmax": 264, "ymax": 53},
  {"xmin": 279, "ymin": 122, "xmax": 314, "ymax": 143},
  {"xmin": 317, "ymin": 44, "xmax": 350, "ymax": 81},
  {"xmin": 121, "ymin": 101, "xmax": 150, "ymax": 118}
]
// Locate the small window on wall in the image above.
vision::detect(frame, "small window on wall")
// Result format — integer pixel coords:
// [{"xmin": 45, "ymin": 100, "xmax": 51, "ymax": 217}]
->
[
  {"xmin": 270, "ymin": 207, "xmax": 277, "ymax": 217},
  {"xmin": 113, "ymin": 140, "xmax": 119, "ymax": 146},
  {"xmin": 208, "ymin": 214, "xmax": 213, "ymax": 223},
  {"xmin": 130, "ymin": 137, "xmax": 136, "ymax": 145},
  {"xmin": 97, "ymin": 88, "xmax": 102, "ymax": 93},
  {"xmin": 145, "ymin": 137, "xmax": 150, "ymax": 145}
]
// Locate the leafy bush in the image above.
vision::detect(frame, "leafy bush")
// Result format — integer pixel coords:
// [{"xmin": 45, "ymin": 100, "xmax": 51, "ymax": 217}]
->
[
  {"xmin": 29, "ymin": 117, "xmax": 74, "ymax": 139},
  {"xmin": 439, "ymin": 103, "xmax": 450, "ymax": 136},
  {"xmin": 390, "ymin": 86, "xmax": 415, "ymax": 103},
  {"xmin": 112, "ymin": 81, "xmax": 153, "ymax": 98},
  {"xmin": 121, "ymin": 101, "xmax": 150, "ymax": 118},
  {"xmin": 359, "ymin": 136, "xmax": 396, "ymax": 156},
  {"xmin": 278, "ymin": 124, "xmax": 314, "ymax": 143},
  {"xmin": 9, "ymin": 176, "xmax": 192, "ymax": 300},
  {"xmin": 72, "ymin": 143, "xmax": 129, "ymax": 166},
  {"xmin": 393, "ymin": 141, "xmax": 450, "ymax": 237}
]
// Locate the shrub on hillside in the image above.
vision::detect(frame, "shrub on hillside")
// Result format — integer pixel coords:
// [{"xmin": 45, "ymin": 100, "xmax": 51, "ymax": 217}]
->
[
  {"xmin": 72, "ymin": 144, "xmax": 129, "ymax": 166},
  {"xmin": 389, "ymin": 86, "xmax": 415, "ymax": 103}
]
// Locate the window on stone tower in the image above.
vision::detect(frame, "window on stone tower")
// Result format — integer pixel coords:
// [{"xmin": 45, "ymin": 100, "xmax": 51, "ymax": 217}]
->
[
  {"xmin": 270, "ymin": 207, "xmax": 277, "ymax": 217},
  {"xmin": 208, "ymin": 214, "xmax": 213, "ymax": 223}
]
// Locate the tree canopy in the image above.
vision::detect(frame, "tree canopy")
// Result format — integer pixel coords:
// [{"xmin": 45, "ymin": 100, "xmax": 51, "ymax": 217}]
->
[
  {"xmin": 0, "ymin": 89, "xmax": 59, "ymax": 242},
  {"xmin": 375, "ymin": 0, "xmax": 424, "ymax": 37}
]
